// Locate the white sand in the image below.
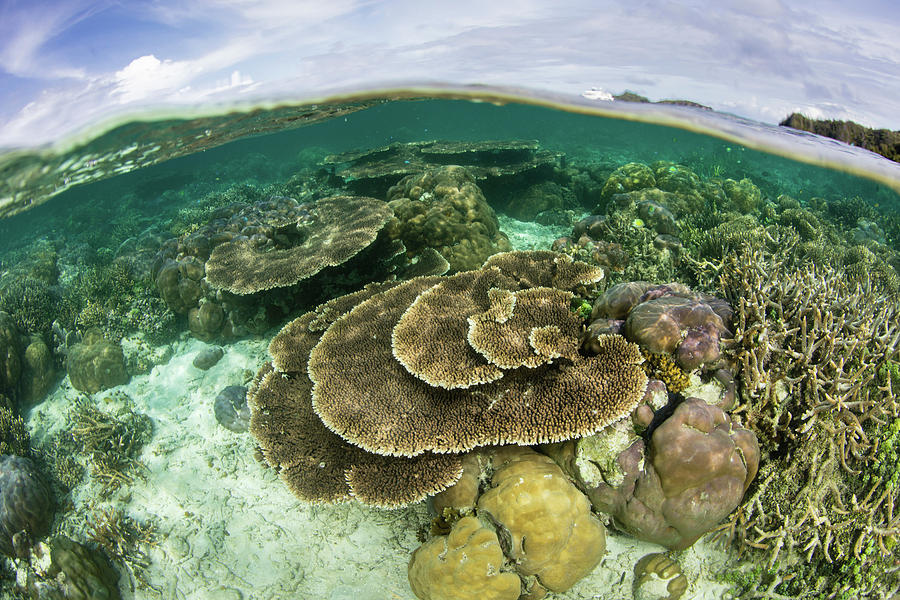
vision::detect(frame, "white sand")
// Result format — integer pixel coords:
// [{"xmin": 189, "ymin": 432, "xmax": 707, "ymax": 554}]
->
[{"xmin": 26, "ymin": 335, "xmax": 734, "ymax": 600}]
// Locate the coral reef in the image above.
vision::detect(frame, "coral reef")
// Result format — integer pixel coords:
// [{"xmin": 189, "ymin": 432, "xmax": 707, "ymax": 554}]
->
[
  {"xmin": 385, "ymin": 166, "xmax": 512, "ymax": 272},
  {"xmin": 0, "ymin": 454, "xmax": 53, "ymax": 557},
  {"xmin": 308, "ymin": 252, "xmax": 644, "ymax": 457},
  {"xmin": 632, "ymin": 553, "xmax": 688, "ymax": 600},
  {"xmin": 53, "ymin": 396, "xmax": 153, "ymax": 497},
  {"xmin": 249, "ymin": 281, "xmax": 465, "ymax": 508},
  {"xmin": 323, "ymin": 139, "xmax": 559, "ymax": 199},
  {"xmin": 714, "ymin": 243, "xmax": 900, "ymax": 596},
  {"xmin": 477, "ymin": 446, "xmax": 606, "ymax": 595},
  {"xmin": 66, "ymin": 329, "xmax": 129, "ymax": 394},
  {"xmin": 588, "ymin": 282, "xmax": 732, "ymax": 373}
]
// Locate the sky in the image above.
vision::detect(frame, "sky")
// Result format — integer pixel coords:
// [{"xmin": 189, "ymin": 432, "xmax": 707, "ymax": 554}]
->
[{"xmin": 1, "ymin": 0, "xmax": 900, "ymax": 149}]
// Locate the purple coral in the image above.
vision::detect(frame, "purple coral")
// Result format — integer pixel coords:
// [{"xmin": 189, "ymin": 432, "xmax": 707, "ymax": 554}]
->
[
  {"xmin": 591, "ymin": 283, "xmax": 732, "ymax": 371},
  {"xmin": 584, "ymin": 397, "xmax": 759, "ymax": 550}
]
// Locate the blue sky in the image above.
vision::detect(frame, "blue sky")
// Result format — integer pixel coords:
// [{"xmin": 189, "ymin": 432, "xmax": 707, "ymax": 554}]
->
[{"xmin": 2, "ymin": 0, "xmax": 900, "ymax": 148}]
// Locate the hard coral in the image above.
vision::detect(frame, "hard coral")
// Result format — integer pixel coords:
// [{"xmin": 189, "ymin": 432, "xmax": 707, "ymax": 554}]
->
[
  {"xmin": 308, "ymin": 255, "xmax": 645, "ymax": 457},
  {"xmin": 386, "ymin": 165, "xmax": 512, "ymax": 272},
  {"xmin": 581, "ymin": 397, "xmax": 758, "ymax": 550},
  {"xmin": 408, "ymin": 515, "xmax": 521, "ymax": 600},
  {"xmin": 0, "ymin": 454, "xmax": 53, "ymax": 557},
  {"xmin": 66, "ymin": 329, "xmax": 129, "ymax": 394},
  {"xmin": 477, "ymin": 446, "xmax": 606, "ymax": 595}
]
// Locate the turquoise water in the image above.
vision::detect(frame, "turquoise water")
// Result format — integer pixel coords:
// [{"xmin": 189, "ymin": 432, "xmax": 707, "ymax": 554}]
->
[{"xmin": 1, "ymin": 94, "xmax": 899, "ymax": 599}]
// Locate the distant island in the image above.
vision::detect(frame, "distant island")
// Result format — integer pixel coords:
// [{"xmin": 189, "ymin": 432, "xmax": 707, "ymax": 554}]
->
[
  {"xmin": 612, "ymin": 90, "xmax": 712, "ymax": 110},
  {"xmin": 780, "ymin": 113, "xmax": 900, "ymax": 163}
]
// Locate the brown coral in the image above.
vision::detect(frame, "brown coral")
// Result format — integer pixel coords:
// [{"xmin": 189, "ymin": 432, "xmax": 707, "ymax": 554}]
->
[
  {"xmin": 251, "ymin": 290, "xmax": 463, "ymax": 507},
  {"xmin": 477, "ymin": 446, "xmax": 606, "ymax": 594},
  {"xmin": 467, "ymin": 287, "xmax": 581, "ymax": 369},
  {"xmin": 580, "ymin": 397, "xmax": 759, "ymax": 550},
  {"xmin": 408, "ymin": 515, "xmax": 521, "ymax": 600},
  {"xmin": 483, "ymin": 250, "xmax": 605, "ymax": 292},
  {"xmin": 386, "ymin": 165, "xmax": 511, "ymax": 273},
  {"xmin": 206, "ymin": 195, "xmax": 392, "ymax": 294},
  {"xmin": 308, "ymin": 274, "xmax": 647, "ymax": 457},
  {"xmin": 391, "ymin": 269, "xmax": 515, "ymax": 389},
  {"xmin": 632, "ymin": 553, "xmax": 688, "ymax": 600}
]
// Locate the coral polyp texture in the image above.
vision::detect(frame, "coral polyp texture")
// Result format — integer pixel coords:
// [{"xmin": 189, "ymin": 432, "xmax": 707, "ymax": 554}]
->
[
  {"xmin": 308, "ymin": 254, "xmax": 644, "ymax": 457},
  {"xmin": 385, "ymin": 165, "xmax": 512, "ymax": 272},
  {"xmin": 0, "ymin": 454, "xmax": 53, "ymax": 557},
  {"xmin": 250, "ymin": 250, "xmax": 649, "ymax": 511},
  {"xmin": 407, "ymin": 516, "xmax": 522, "ymax": 600},
  {"xmin": 557, "ymin": 396, "xmax": 759, "ymax": 550},
  {"xmin": 477, "ymin": 446, "xmax": 607, "ymax": 595}
]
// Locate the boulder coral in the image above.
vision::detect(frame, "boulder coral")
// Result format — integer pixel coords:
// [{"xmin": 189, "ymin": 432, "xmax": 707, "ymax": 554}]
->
[
  {"xmin": 590, "ymin": 282, "xmax": 732, "ymax": 372},
  {"xmin": 477, "ymin": 447, "xmax": 607, "ymax": 595},
  {"xmin": 385, "ymin": 165, "xmax": 512, "ymax": 273},
  {"xmin": 0, "ymin": 454, "xmax": 53, "ymax": 557},
  {"xmin": 570, "ymin": 396, "xmax": 759, "ymax": 550},
  {"xmin": 408, "ymin": 516, "xmax": 521, "ymax": 600},
  {"xmin": 66, "ymin": 328, "xmax": 129, "ymax": 394}
]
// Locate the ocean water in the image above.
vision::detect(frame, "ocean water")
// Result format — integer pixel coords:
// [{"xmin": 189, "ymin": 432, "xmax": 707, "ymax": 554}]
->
[{"xmin": 0, "ymin": 91, "xmax": 899, "ymax": 600}]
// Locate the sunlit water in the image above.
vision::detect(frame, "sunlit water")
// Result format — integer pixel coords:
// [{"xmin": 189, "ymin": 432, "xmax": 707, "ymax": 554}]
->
[{"xmin": 1, "ymin": 90, "xmax": 898, "ymax": 600}]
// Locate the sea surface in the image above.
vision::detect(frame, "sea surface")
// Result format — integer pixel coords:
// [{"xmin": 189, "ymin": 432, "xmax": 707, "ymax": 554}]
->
[{"xmin": 0, "ymin": 89, "xmax": 899, "ymax": 599}]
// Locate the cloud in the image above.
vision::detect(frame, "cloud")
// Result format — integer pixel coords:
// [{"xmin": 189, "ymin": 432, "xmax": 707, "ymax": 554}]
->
[{"xmin": 111, "ymin": 55, "xmax": 199, "ymax": 103}]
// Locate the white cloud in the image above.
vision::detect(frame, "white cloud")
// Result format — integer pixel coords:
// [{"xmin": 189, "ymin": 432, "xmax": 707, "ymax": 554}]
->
[{"xmin": 111, "ymin": 55, "xmax": 200, "ymax": 103}]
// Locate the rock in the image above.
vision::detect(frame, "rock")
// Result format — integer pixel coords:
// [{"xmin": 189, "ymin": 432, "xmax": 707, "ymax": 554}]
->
[{"xmin": 193, "ymin": 347, "xmax": 224, "ymax": 370}]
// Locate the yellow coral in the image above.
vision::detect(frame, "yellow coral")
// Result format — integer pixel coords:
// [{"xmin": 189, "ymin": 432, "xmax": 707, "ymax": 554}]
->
[
  {"xmin": 641, "ymin": 350, "xmax": 690, "ymax": 393},
  {"xmin": 408, "ymin": 516, "xmax": 520, "ymax": 600},
  {"xmin": 477, "ymin": 447, "xmax": 606, "ymax": 593}
]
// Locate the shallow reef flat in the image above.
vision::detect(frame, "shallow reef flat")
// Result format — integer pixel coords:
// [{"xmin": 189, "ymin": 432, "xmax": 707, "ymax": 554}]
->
[{"xmin": 25, "ymin": 336, "xmax": 734, "ymax": 599}]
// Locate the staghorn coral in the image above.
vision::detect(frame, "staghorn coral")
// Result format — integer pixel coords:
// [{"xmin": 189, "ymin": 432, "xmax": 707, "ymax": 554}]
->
[
  {"xmin": 408, "ymin": 515, "xmax": 521, "ymax": 600},
  {"xmin": 716, "ymin": 243, "xmax": 900, "ymax": 595},
  {"xmin": 206, "ymin": 195, "xmax": 392, "ymax": 295},
  {"xmin": 385, "ymin": 165, "xmax": 512, "ymax": 273},
  {"xmin": 0, "ymin": 402, "xmax": 30, "ymax": 457},
  {"xmin": 477, "ymin": 446, "xmax": 607, "ymax": 595}
]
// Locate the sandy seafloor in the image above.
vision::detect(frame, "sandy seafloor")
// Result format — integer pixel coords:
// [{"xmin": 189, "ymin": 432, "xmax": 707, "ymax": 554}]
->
[{"xmin": 22, "ymin": 217, "xmax": 735, "ymax": 600}]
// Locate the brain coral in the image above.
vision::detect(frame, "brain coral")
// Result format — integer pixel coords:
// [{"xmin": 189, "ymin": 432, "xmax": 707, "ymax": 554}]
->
[
  {"xmin": 385, "ymin": 165, "xmax": 512, "ymax": 272},
  {"xmin": 408, "ymin": 515, "xmax": 521, "ymax": 600},
  {"xmin": 66, "ymin": 329, "xmax": 129, "ymax": 394}
]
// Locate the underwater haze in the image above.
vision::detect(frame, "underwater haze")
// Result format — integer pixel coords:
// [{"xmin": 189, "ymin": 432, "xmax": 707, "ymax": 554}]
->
[{"xmin": 1, "ymin": 3, "xmax": 900, "ymax": 600}]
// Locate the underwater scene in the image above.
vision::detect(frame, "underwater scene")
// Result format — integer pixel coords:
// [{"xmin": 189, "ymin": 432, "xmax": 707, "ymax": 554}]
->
[{"xmin": 0, "ymin": 94, "xmax": 899, "ymax": 600}]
